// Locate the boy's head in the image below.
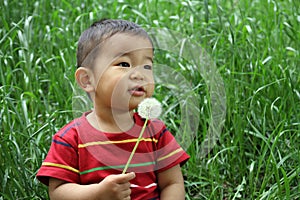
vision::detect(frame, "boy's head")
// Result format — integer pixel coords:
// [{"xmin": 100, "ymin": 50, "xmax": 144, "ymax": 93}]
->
[
  {"xmin": 75, "ymin": 19, "xmax": 155, "ymax": 111},
  {"xmin": 77, "ymin": 19, "xmax": 152, "ymax": 68}
]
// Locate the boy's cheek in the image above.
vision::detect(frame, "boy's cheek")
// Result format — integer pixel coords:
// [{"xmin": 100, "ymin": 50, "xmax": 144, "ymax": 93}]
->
[{"xmin": 147, "ymin": 83, "xmax": 155, "ymax": 97}]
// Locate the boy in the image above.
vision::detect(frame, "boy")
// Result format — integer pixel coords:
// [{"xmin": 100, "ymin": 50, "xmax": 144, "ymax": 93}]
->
[{"xmin": 37, "ymin": 19, "xmax": 189, "ymax": 200}]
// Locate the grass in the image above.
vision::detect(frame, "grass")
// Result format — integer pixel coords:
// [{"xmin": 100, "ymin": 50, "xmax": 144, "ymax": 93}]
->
[{"xmin": 1, "ymin": 0, "xmax": 299, "ymax": 199}]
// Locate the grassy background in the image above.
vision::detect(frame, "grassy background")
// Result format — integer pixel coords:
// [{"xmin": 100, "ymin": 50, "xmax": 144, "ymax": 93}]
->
[{"xmin": 1, "ymin": 0, "xmax": 299, "ymax": 199}]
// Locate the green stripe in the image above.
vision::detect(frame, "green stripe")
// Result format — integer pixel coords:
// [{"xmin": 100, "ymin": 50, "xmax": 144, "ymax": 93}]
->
[{"xmin": 80, "ymin": 161, "xmax": 156, "ymax": 175}]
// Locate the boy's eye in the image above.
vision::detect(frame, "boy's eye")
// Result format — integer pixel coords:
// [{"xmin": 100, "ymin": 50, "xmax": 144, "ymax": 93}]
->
[
  {"xmin": 144, "ymin": 65, "xmax": 152, "ymax": 70},
  {"xmin": 117, "ymin": 62, "xmax": 130, "ymax": 67}
]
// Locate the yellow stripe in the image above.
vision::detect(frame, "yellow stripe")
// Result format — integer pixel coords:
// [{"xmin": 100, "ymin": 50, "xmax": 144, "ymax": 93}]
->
[
  {"xmin": 42, "ymin": 162, "xmax": 79, "ymax": 173},
  {"xmin": 157, "ymin": 148, "xmax": 183, "ymax": 162},
  {"xmin": 78, "ymin": 138, "xmax": 158, "ymax": 148}
]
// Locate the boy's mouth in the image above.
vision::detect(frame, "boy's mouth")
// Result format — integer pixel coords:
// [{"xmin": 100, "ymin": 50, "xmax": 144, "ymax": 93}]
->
[{"xmin": 129, "ymin": 86, "xmax": 145, "ymax": 96}]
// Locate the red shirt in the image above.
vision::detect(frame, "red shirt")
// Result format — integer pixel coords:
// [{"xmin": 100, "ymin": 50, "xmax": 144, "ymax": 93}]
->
[{"xmin": 37, "ymin": 112, "xmax": 189, "ymax": 200}]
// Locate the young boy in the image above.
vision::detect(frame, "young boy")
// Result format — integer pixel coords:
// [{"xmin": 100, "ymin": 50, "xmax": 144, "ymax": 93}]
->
[{"xmin": 37, "ymin": 19, "xmax": 189, "ymax": 200}]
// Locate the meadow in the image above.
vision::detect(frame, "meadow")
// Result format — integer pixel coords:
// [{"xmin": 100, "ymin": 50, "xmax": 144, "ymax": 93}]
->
[{"xmin": 0, "ymin": 0, "xmax": 299, "ymax": 199}]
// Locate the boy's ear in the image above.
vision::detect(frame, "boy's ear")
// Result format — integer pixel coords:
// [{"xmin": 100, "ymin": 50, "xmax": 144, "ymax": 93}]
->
[{"xmin": 75, "ymin": 67, "xmax": 95, "ymax": 92}]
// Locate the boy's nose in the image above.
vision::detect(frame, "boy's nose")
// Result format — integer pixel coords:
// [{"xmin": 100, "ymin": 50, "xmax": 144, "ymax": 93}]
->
[{"xmin": 129, "ymin": 69, "xmax": 144, "ymax": 81}]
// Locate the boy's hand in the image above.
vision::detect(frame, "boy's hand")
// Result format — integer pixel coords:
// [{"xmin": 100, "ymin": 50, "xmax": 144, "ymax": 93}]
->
[
  {"xmin": 99, "ymin": 172, "xmax": 135, "ymax": 200},
  {"xmin": 49, "ymin": 172, "xmax": 136, "ymax": 200}
]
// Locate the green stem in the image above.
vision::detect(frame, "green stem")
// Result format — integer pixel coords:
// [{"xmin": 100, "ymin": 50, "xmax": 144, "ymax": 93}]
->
[{"xmin": 122, "ymin": 118, "xmax": 149, "ymax": 174}]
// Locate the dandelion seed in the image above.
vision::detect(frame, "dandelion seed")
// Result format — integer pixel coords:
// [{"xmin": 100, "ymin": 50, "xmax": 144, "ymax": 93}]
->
[{"xmin": 137, "ymin": 98, "xmax": 162, "ymax": 119}]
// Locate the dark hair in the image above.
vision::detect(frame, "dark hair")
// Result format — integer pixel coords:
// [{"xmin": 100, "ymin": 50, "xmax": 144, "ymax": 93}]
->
[{"xmin": 76, "ymin": 19, "xmax": 152, "ymax": 68}]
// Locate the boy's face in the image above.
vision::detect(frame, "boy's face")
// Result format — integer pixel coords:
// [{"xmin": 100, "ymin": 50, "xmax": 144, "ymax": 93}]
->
[{"xmin": 91, "ymin": 33, "xmax": 154, "ymax": 111}]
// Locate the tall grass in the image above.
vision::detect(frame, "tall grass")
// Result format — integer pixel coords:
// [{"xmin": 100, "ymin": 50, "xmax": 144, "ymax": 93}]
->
[{"xmin": 1, "ymin": 0, "xmax": 299, "ymax": 199}]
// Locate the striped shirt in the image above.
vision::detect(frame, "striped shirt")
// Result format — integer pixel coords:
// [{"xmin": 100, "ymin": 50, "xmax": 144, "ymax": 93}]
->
[{"xmin": 37, "ymin": 112, "xmax": 189, "ymax": 200}]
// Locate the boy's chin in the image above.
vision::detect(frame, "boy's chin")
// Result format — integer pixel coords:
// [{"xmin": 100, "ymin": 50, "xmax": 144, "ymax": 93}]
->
[
  {"xmin": 111, "ymin": 96, "xmax": 148, "ymax": 112},
  {"xmin": 128, "ymin": 97, "xmax": 146, "ymax": 110}
]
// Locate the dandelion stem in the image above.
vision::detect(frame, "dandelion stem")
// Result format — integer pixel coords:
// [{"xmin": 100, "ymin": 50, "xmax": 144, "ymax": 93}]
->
[{"xmin": 122, "ymin": 118, "xmax": 149, "ymax": 174}]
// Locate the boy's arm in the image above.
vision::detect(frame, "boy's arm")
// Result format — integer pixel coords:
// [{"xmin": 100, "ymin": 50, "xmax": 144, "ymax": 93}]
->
[
  {"xmin": 49, "ymin": 172, "xmax": 135, "ymax": 200},
  {"xmin": 157, "ymin": 164, "xmax": 186, "ymax": 200}
]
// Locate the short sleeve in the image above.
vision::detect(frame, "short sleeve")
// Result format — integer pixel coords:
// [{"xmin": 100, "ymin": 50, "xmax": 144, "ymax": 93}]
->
[{"xmin": 36, "ymin": 124, "xmax": 80, "ymax": 185}]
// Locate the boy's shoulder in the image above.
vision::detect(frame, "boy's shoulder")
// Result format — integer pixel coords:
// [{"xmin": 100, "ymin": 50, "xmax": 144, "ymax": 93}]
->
[{"xmin": 53, "ymin": 112, "xmax": 89, "ymax": 140}]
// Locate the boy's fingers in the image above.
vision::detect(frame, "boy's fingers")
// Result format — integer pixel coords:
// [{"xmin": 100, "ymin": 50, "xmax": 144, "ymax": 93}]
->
[{"xmin": 114, "ymin": 172, "xmax": 136, "ymax": 184}]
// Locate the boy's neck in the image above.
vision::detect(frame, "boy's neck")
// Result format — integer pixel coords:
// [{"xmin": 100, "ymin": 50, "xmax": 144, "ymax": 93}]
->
[{"xmin": 87, "ymin": 109, "xmax": 134, "ymax": 133}]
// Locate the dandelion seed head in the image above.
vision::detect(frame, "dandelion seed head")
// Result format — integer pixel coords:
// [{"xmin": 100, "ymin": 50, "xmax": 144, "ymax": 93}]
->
[{"xmin": 137, "ymin": 98, "xmax": 162, "ymax": 119}]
